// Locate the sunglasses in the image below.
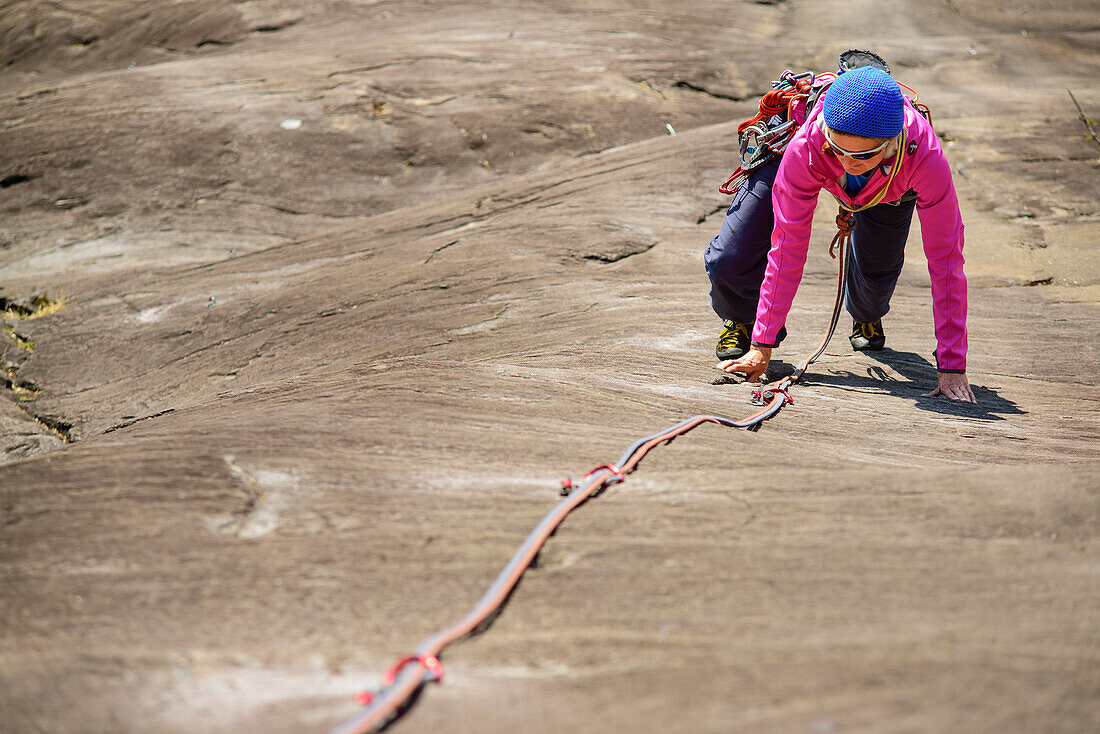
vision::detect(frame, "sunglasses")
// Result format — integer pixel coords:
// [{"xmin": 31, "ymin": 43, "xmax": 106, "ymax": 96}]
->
[{"xmin": 823, "ymin": 128, "xmax": 891, "ymax": 160}]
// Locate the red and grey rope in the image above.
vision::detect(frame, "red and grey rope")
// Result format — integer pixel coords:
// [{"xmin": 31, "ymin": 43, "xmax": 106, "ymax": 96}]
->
[{"xmin": 328, "ymin": 240, "xmax": 849, "ymax": 734}]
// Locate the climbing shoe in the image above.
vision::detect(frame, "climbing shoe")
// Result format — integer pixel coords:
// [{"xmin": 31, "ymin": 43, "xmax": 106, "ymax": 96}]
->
[
  {"xmin": 849, "ymin": 319, "xmax": 886, "ymax": 351},
  {"xmin": 716, "ymin": 320, "xmax": 752, "ymax": 360}
]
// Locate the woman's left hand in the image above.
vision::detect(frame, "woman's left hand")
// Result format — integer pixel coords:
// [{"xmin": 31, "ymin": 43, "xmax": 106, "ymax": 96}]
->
[{"xmin": 923, "ymin": 371, "xmax": 977, "ymax": 403}]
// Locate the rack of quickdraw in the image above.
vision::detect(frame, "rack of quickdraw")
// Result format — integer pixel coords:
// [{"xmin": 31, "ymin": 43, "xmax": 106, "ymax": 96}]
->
[{"xmin": 719, "ymin": 69, "xmax": 836, "ymax": 195}]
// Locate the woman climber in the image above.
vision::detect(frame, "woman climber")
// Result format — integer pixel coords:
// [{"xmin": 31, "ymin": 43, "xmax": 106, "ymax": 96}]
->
[{"xmin": 704, "ymin": 63, "xmax": 977, "ymax": 403}]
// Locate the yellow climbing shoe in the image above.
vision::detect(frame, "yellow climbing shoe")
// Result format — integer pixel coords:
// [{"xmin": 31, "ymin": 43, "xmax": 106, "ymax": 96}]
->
[
  {"xmin": 716, "ymin": 320, "xmax": 752, "ymax": 360},
  {"xmin": 849, "ymin": 319, "xmax": 886, "ymax": 351}
]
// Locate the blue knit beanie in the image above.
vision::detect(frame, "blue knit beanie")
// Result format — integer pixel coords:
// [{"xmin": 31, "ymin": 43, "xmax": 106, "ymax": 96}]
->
[{"xmin": 823, "ymin": 66, "xmax": 904, "ymax": 139}]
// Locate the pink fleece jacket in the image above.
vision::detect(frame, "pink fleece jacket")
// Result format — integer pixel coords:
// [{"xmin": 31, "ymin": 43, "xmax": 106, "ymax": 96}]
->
[{"xmin": 752, "ymin": 96, "xmax": 968, "ymax": 372}]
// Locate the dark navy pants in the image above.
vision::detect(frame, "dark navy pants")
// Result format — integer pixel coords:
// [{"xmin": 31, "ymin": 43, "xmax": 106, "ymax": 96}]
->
[{"xmin": 704, "ymin": 158, "xmax": 917, "ymax": 331}]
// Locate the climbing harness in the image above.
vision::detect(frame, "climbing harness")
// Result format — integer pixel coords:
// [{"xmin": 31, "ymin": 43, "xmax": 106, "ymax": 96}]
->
[
  {"xmin": 827, "ymin": 125, "xmax": 909, "ymax": 258},
  {"xmin": 327, "ymin": 237, "xmax": 853, "ymax": 734}
]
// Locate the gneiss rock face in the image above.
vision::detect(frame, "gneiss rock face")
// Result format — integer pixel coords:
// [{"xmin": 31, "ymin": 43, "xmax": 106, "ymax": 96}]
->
[{"xmin": 1, "ymin": 2, "xmax": 1098, "ymax": 733}]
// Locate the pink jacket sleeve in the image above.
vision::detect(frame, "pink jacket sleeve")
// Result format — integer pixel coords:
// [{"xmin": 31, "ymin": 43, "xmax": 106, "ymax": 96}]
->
[
  {"xmin": 750, "ymin": 136, "xmax": 820, "ymax": 348},
  {"xmin": 912, "ymin": 149, "xmax": 968, "ymax": 372}
]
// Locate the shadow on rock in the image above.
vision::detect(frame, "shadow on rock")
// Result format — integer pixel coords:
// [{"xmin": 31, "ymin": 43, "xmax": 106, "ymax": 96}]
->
[{"xmin": 806, "ymin": 348, "xmax": 1024, "ymax": 421}]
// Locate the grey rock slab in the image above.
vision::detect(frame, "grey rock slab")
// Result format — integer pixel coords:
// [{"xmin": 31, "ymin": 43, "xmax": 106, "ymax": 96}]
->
[{"xmin": 1, "ymin": 2, "xmax": 1099, "ymax": 734}]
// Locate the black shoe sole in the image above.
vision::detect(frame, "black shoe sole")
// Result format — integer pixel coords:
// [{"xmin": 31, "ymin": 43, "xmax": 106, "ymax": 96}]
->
[
  {"xmin": 849, "ymin": 337, "xmax": 886, "ymax": 351},
  {"xmin": 716, "ymin": 347, "xmax": 748, "ymax": 361}
]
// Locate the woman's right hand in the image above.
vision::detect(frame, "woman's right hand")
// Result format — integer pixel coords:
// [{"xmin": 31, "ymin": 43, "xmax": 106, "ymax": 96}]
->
[{"xmin": 716, "ymin": 345, "xmax": 772, "ymax": 382}]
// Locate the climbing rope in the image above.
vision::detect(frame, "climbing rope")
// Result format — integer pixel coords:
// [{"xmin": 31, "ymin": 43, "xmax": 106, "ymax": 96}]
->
[{"xmin": 327, "ymin": 236, "xmax": 851, "ymax": 734}]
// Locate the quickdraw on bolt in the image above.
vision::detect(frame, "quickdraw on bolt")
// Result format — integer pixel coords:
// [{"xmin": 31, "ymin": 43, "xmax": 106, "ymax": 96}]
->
[
  {"xmin": 385, "ymin": 654, "xmax": 443, "ymax": 686},
  {"xmin": 750, "ymin": 387, "xmax": 793, "ymax": 406},
  {"xmin": 562, "ymin": 464, "xmax": 624, "ymax": 495},
  {"xmin": 354, "ymin": 654, "xmax": 444, "ymax": 706},
  {"xmin": 583, "ymin": 463, "xmax": 625, "ymax": 484}
]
